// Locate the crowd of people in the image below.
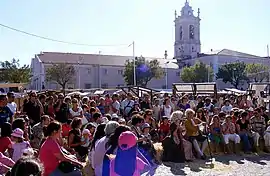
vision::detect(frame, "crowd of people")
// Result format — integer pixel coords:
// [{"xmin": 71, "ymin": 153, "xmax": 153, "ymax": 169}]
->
[{"xmin": 0, "ymin": 90, "xmax": 270, "ymax": 176}]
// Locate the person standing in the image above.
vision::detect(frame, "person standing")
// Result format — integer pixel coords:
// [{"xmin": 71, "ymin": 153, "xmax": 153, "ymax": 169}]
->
[
  {"xmin": 23, "ymin": 92, "xmax": 42, "ymax": 126},
  {"xmin": 0, "ymin": 95, "xmax": 13, "ymax": 128},
  {"xmin": 54, "ymin": 94, "xmax": 70, "ymax": 123},
  {"xmin": 6, "ymin": 92, "xmax": 17, "ymax": 114}
]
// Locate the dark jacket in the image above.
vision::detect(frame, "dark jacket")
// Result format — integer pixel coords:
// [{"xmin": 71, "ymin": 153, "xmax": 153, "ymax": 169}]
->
[{"xmin": 162, "ymin": 136, "xmax": 185, "ymax": 163}]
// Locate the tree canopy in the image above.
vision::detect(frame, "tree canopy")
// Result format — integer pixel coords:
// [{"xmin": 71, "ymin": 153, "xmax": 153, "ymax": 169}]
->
[
  {"xmin": 46, "ymin": 63, "xmax": 75, "ymax": 90},
  {"xmin": 0, "ymin": 58, "xmax": 30, "ymax": 83},
  {"xmin": 181, "ymin": 61, "xmax": 214, "ymax": 83},
  {"xmin": 123, "ymin": 56, "xmax": 164, "ymax": 87},
  {"xmin": 245, "ymin": 63, "xmax": 269, "ymax": 82},
  {"xmin": 216, "ymin": 61, "xmax": 248, "ymax": 88}
]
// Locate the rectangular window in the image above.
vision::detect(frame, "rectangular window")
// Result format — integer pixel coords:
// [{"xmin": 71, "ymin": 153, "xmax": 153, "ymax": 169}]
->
[
  {"xmin": 104, "ymin": 69, "xmax": 108, "ymax": 75},
  {"xmin": 162, "ymin": 85, "xmax": 166, "ymax": 89},
  {"xmin": 101, "ymin": 83, "xmax": 108, "ymax": 88},
  {"xmin": 176, "ymin": 71, "xmax": 180, "ymax": 76},
  {"xmin": 118, "ymin": 70, "xmax": 123, "ymax": 75},
  {"xmin": 85, "ymin": 83, "xmax": 92, "ymax": 89},
  {"xmin": 87, "ymin": 68, "xmax": 91, "ymax": 74}
]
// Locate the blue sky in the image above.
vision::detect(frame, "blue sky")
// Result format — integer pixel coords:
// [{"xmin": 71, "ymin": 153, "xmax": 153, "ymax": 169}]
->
[{"xmin": 0, "ymin": 0, "xmax": 270, "ymax": 65}]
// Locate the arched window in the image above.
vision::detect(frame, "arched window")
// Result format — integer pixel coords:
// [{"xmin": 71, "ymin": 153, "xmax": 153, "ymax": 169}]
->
[
  {"xmin": 189, "ymin": 25, "xmax": 194, "ymax": 39},
  {"xmin": 180, "ymin": 26, "xmax": 183, "ymax": 40}
]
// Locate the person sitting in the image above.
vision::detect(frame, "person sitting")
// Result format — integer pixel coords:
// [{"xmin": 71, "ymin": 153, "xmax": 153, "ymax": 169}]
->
[
  {"xmin": 221, "ymin": 99, "xmax": 233, "ymax": 115},
  {"xmin": 222, "ymin": 115, "xmax": 241, "ymax": 154},
  {"xmin": 209, "ymin": 115, "xmax": 223, "ymax": 154},
  {"xmin": 170, "ymin": 110, "xmax": 194, "ymax": 161},
  {"xmin": 250, "ymin": 108, "xmax": 266, "ymax": 152},
  {"xmin": 185, "ymin": 109, "xmax": 207, "ymax": 160},
  {"xmin": 159, "ymin": 116, "xmax": 170, "ymax": 141},
  {"xmin": 162, "ymin": 123, "xmax": 185, "ymax": 163},
  {"xmin": 236, "ymin": 111, "xmax": 252, "ymax": 154},
  {"xmin": 264, "ymin": 120, "xmax": 270, "ymax": 152}
]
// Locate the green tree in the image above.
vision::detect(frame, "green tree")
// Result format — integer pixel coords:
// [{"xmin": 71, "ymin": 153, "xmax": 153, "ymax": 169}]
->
[
  {"xmin": 216, "ymin": 61, "xmax": 248, "ymax": 88},
  {"xmin": 123, "ymin": 56, "xmax": 164, "ymax": 87},
  {"xmin": 181, "ymin": 61, "xmax": 214, "ymax": 82},
  {"xmin": 0, "ymin": 58, "xmax": 30, "ymax": 83},
  {"xmin": 46, "ymin": 63, "xmax": 75, "ymax": 90},
  {"xmin": 245, "ymin": 63, "xmax": 269, "ymax": 82}
]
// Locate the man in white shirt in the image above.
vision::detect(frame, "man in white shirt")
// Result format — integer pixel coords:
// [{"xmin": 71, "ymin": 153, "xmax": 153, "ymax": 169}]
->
[
  {"xmin": 7, "ymin": 92, "xmax": 17, "ymax": 114},
  {"xmin": 120, "ymin": 93, "xmax": 134, "ymax": 117},
  {"xmin": 221, "ymin": 99, "xmax": 233, "ymax": 114}
]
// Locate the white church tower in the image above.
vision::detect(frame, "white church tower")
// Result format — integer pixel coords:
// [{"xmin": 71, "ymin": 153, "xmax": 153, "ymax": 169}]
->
[{"xmin": 174, "ymin": 0, "xmax": 201, "ymax": 60}]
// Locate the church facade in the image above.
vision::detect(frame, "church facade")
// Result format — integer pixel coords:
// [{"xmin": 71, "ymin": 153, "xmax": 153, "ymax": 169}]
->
[
  {"xmin": 174, "ymin": 0, "xmax": 201, "ymax": 60},
  {"xmin": 174, "ymin": 1, "xmax": 270, "ymax": 89}
]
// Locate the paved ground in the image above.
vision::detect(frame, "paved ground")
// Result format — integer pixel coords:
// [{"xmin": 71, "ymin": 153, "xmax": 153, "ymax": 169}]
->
[{"xmin": 151, "ymin": 153, "xmax": 270, "ymax": 176}]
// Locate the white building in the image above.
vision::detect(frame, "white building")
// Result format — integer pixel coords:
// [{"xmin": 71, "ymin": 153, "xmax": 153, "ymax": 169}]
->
[{"xmin": 175, "ymin": 1, "xmax": 270, "ymax": 89}]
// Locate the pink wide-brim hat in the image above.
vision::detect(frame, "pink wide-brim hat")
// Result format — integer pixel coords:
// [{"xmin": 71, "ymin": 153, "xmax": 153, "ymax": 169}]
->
[{"xmin": 11, "ymin": 128, "xmax": 24, "ymax": 139}]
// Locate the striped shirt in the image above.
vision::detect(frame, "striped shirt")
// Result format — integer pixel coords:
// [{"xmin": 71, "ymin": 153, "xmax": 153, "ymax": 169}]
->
[{"xmin": 250, "ymin": 116, "xmax": 266, "ymax": 135}]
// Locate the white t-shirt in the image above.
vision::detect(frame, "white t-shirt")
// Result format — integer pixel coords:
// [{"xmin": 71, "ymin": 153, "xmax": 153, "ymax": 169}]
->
[
  {"xmin": 92, "ymin": 136, "xmax": 109, "ymax": 176},
  {"xmin": 7, "ymin": 102, "xmax": 17, "ymax": 114},
  {"xmin": 69, "ymin": 107, "xmax": 82, "ymax": 118},
  {"xmin": 121, "ymin": 99, "xmax": 134, "ymax": 114},
  {"xmin": 163, "ymin": 105, "xmax": 172, "ymax": 119},
  {"xmin": 221, "ymin": 105, "xmax": 233, "ymax": 113}
]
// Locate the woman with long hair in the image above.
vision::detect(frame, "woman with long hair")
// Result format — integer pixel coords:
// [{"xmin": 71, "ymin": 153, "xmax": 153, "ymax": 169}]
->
[
  {"xmin": 162, "ymin": 122, "xmax": 185, "ymax": 163},
  {"xmin": 170, "ymin": 111, "xmax": 194, "ymax": 161},
  {"xmin": 89, "ymin": 123, "xmax": 106, "ymax": 168},
  {"xmin": 69, "ymin": 98, "xmax": 83, "ymax": 119},
  {"xmin": 102, "ymin": 125, "xmax": 131, "ymax": 176},
  {"xmin": 39, "ymin": 121, "xmax": 83, "ymax": 176}
]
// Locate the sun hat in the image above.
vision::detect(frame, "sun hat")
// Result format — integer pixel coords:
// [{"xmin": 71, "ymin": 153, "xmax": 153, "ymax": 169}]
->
[
  {"xmin": 118, "ymin": 131, "xmax": 137, "ymax": 150},
  {"xmin": 11, "ymin": 128, "xmax": 24, "ymax": 139},
  {"xmin": 82, "ymin": 129, "xmax": 91, "ymax": 135}
]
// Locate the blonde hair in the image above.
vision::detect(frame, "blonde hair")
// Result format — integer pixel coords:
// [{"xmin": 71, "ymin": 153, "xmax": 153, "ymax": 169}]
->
[
  {"xmin": 170, "ymin": 111, "xmax": 184, "ymax": 123},
  {"xmin": 185, "ymin": 108, "xmax": 195, "ymax": 117}
]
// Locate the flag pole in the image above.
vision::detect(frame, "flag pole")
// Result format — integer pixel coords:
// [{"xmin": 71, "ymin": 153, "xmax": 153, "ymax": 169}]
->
[{"xmin": 133, "ymin": 41, "xmax": 136, "ymax": 86}]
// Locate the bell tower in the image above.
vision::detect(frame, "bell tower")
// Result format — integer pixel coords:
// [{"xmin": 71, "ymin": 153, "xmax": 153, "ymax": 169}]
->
[{"xmin": 174, "ymin": 0, "xmax": 201, "ymax": 60}]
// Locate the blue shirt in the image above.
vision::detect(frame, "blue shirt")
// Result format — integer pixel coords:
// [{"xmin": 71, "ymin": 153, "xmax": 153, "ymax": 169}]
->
[{"xmin": 0, "ymin": 106, "xmax": 13, "ymax": 127}]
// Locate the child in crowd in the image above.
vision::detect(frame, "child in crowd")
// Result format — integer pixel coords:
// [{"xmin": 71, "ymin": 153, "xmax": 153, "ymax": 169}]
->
[
  {"xmin": 61, "ymin": 119, "xmax": 72, "ymax": 138},
  {"xmin": 159, "ymin": 116, "xmax": 170, "ymax": 141},
  {"xmin": 80, "ymin": 129, "xmax": 91, "ymax": 161},
  {"xmin": 85, "ymin": 123, "xmax": 96, "ymax": 138},
  {"xmin": 141, "ymin": 123, "xmax": 151, "ymax": 145},
  {"xmin": 109, "ymin": 131, "xmax": 150, "ymax": 176},
  {"xmin": 10, "ymin": 128, "xmax": 32, "ymax": 162},
  {"xmin": 81, "ymin": 129, "xmax": 91, "ymax": 148}
]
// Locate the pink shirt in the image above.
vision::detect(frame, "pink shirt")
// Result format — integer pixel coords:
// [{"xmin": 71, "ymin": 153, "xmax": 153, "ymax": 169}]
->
[
  {"xmin": 0, "ymin": 152, "xmax": 14, "ymax": 167},
  {"xmin": 0, "ymin": 152, "xmax": 14, "ymax": 175},
  {"xmin": 39, "ymin": 138, "xmax": 61, "ymax": 176},
  {"xmin": 110, "ymin": 157, "xmax": 146, "ymax": 176}
]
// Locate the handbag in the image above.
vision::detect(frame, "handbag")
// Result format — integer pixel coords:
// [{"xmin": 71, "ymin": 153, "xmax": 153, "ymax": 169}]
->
[{"xmin": 58, "ymin": 161, "xmax": 78, "ymax": 173}]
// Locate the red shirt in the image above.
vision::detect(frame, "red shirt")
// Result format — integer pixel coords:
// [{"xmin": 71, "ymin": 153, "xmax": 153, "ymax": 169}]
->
[
  {"xmin": 160, "ymin": 123, "xmax": 170, "ymax": 134},
  {"xmin": 39, "ymin": 138, "xmax": 61, "ymax": 176},
  {"xmin": 62, "ymin": 124, "xmax": 71, "ymax": 138},
  {"xmin": 0, "ymin": 137, "xmax": 12, "ymax": 153}
]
